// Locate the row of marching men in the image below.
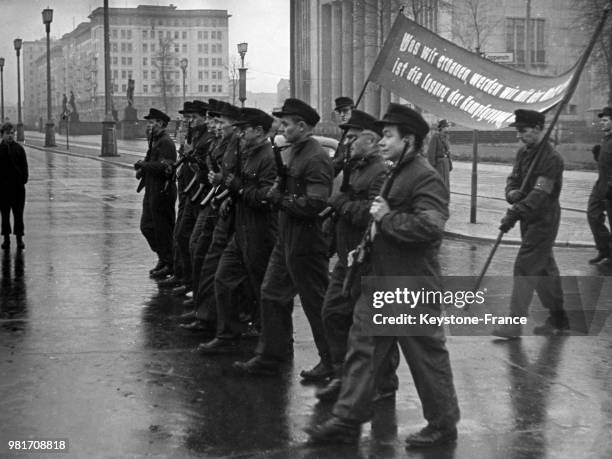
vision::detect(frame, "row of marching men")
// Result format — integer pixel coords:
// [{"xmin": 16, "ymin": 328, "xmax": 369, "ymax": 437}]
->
[{"xmin": 135, "ymin": 98, "xmax": 462, "ymax": 448}]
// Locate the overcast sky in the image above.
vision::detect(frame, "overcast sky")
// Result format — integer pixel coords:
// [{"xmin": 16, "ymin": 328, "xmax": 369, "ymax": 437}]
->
[{"xmin": 0, "ymin": 0, "xmax": 290, "ymax": 106}]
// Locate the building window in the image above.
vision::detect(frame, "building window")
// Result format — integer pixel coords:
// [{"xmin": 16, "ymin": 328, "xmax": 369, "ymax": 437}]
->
[
  {"xmin": 121, "ymin": 56, "xmax": 126, "ymax": 65},
  {"xmin": 151, "ymin": 70, "xmax": 156, "ymax": 79},
  {"xmin": 204, "ymin": 85, "xmax": 209, "ymax": 93},
  {"xmin": 204, "ymin": 58, "xmax": 209, "ymax": 66},
  {"xmin": 112, "ymin": 29, "xmax": 118, "ymax": 39},
  {"xmin": 127, "ymin": 30, "xmax": 132, "ymax": 40},
  {"xmin": 198, "ymin": 71, "xmax": 203, "ymax": 80},
  {"xmin": 217, "ymin": 85, "xmax": 222, "ymax": 93},
  {"xmin": 127, "ymin": 57, "xmax": 132, "ymax": 65},
  {"xmin": 212, "ymin": 85, "xmax": 216, "ymax": 93},
  {"xmin": 121, "ymin": 43, "xmax": 126, "ymax": 52},
  {"xmin": 121, "ymin": 30, "xmax": 126, "ymax": 39},
  {"xmin": 182, "ymin": 31, "xmax": 187, "ymax": 39},
  {"xmin": 122, "ymin": 84, "xmax": 126, "ymax": 92},
  {"xmin": 506, "ymin": 18, "xmax": 546, "ymax": 65},
  {"xmin": 203, "ymin": 31, "xmax": 208, "ymax": 40},
  {"xmin": 175, "ymin": 71, "xmax": 180, "ymax": 79},
  {"xmin": 128, "ymin": 71, "xmax": 133, "ymax": 79},
  {"xmin": 182, "ymin": 44, "xmax": 187, "ymax": 53},
  {"xmin": 175, "ymin": 45, "xmax": 179, "ymax": 53},
  {"xmin": 112, "ymin": 56, "xmax": 118, "ymax": 65},
  {"xmin": 151, "ymin": 43, "xmax": 155, "ymax": 52},
  {"xmin": 143, "ymin": 57, "xmax": 148, "ymax": 66},
  {"xmin": 143, "ymin": 43, "xmax": 148, "ymax": 52},
  {"xmin": 143, "ymin": 70, "xmax": 148, "ymax": 80},
  {"xmin": 143, "ymin": 84, "xmax": 148, "ymax": 93},
  {"xmin": 113, "ymin": 84, "xmax": 118, "ymax": 93},
  {"xmin": 198, "ymin": 58, "xmax": 204, "ymax": 66},
  {"xmin": 143, "ymin": 30, "xmax": 148, "ymax": 39},
  {"xmin": 175, "ymin": 31, "xmax": 179, "ymax": 39},
  {"xmin": 122, "ymin": 70, "xmax": 127, "ymax": 79},
  {"xmin": 127, "ymin": 43, "xmax": 132, "ymax": 53},
  {"xmin": 198, "ymin": 44, "xmax": 203, "ymax": 53},
  {"xmin": 113, "ymin": 70, "xmax": 118, "ymax": 79},
  {"xmin": 112, "ymin": 42, "xmax": 118, "ymax": 53},
  {"xmin": 204, "ymin": 70, "xmax": 209, "ymax": 79}
]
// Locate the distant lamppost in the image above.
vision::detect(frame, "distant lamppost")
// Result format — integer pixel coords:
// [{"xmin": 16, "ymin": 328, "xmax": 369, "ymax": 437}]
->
[
  {"xmin": 0, "ymin": 57, "xmax": 5, "ymax": 122},
  {"xmin": 13, "ymin": 39, "xmax": 24, "ymax": 141},
  {"xmin": 42, "ymin": 8, "xmax": 56, "ymax": 147},
  {"xmin": 100, "ymin": 0, "xmax": 117, "ymax": 157},
  {"xmin": 237, "ymin": 42, "xmax": 248, "ymax": 107},
  {"xmin": 180, "ymin": 58, "xmax": 188, "ymax": 103}
]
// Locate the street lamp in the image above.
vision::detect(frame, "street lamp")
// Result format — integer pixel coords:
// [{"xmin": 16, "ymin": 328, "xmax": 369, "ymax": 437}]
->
[
  {"xmin": 42, "ymin": 8, "xmax": 56, "ymax": 147},
  {"xmin": 13, "ymin": 39, "xmax": 24, "ymax": 141},
  {"xmin": 237, "ymin": 42, "xmax": 248, "ymax": 107},
  {"xmin": 179, "ymin": 58, "xmax": 188, "ymax": 103},
  {"xmin": 0, "ymin": 57, "xmax": 5, "ymax": 122},
  {"xmin": 100, "ymin": 0, "xmax": 117, "ymax": 157}
]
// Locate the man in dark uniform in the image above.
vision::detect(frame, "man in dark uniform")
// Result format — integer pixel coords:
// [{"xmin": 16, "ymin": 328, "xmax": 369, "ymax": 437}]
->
[
  {"xmin": 233, "ymin": 98, "xmax": 334, "ymax": 379},
  {"xmin": 307, "ymin": 104, "xmax": 460, "ymax": 448},
  {"xmin": 493, "ymin": 109, "xmax": 569, "ymax": 338},
  {"xmin": 198, "ymin": 108, "xmax": 278, "ymax": 353},
  {"xmin": 161, "ymin": 100, "xmax": 212, "ymax": 295},
  {"xmin": 316, "ymin": 109, "xmax": 399, "ymax": 402},
  {"xmin": 587, "ymin": 106, "xmax": 612, "ymax": 264},
  {"xmin": 158, "ymin": 100, "xmax": 195, "ymax": 289},
  {"xmin": 332, "ymin": 96, "xmax": 356, "ymax": 175},
  {"xmin": 135, "ymin": 108, "xmax": 177, "ymax": 278},
  {"xmin": 0, "ymin": 122, "xmax": 28, "ymax": 250}
]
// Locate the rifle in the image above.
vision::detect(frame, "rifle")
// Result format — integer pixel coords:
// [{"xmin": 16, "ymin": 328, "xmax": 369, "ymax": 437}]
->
[
  {"xmin": 272, "ymin": 140, "xmax": 290, "ymax": 193},
  {"xmin": 135, "ymin": 134, "xmax": 153, "ymax": 193},
  {"xmin": 200, "ymin": 136, "xmax": 224, "ymax": 208},
  {"xmin": 339, "ymin": 138, "xmax": 354, "ymax": 193},
  {"xmin": 342, "ymin": 142, "xmax": 410, "ymax": 297}
]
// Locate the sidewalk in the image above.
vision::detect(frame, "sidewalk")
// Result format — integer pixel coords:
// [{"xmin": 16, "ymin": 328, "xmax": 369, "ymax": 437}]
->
[{"xmin": 23, "ymin": 130, "xmax": 597, "ymax": 248}]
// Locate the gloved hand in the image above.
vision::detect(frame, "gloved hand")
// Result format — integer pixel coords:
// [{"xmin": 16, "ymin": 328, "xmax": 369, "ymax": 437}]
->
[
  {"xmin": 499, "ymin": 208, "xmax": 520, "ymax": 233},
  {"xmin": 134, "ymin": 160, "xmax": 144, "ymax": 170},
  {"xmin": 265, "ymin": 185, "xmax": 283, "ymax": 206},
  {"xmin": 506, "ymin": 189, "xmax": 524, "ymax": 204},
  {"xmin": 224, "ymin": 173, "xmax": 242, "ymax": 194},
  {"xmin": 329, "ymin": 193, "xmax": 349, "ymax": 212},
  {"xmin": 592, "ymin": 144, "xmax": 601, "ymax": 161}
]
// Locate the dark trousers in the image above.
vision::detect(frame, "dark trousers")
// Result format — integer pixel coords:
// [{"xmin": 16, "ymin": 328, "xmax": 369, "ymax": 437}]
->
[
  {"xmin": 189, "ymin": 206, "xmax": 216, "ymax": 299},
  {"xmin": 0, "ymin": 186, "xmax": 25, "ymax": 236},
  {"xmin": 322, "ymin": 262, "xmax": 399, "ymax": 390},
  {"xmin": 175, "ymin": 198, "xmax": 199, "ymax": 287},
  {"xmin": 333, "ymin": 294, "xmax": 460, "ymax": 426},
  {"xmin": 510, "ymin": 218, "xmax": 565, "ymax": 319},
  {"xmin": 256, "ymin": 239, "xmax": 330, "ymax": 363},
  {"xmin": 587, "ymin": 185, "xmax": 612, "ymax": 255},
  {"xmin": 140, "ymin": 191, "xmax": 175, "ymax": 265},
  {"xmin": 215, "ymin": 228, "xmax": 273, "ymax": 338},
  {"xmin": 195, "ymin": 212, "xmax": 234, "ymax": 322}
]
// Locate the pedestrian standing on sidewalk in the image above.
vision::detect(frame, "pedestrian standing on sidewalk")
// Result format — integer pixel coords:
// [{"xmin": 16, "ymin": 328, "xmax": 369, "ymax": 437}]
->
[
  {"xmin": 587, "ymin": 106, "xmax": 612, "ymax": 264},
  {"xmin": 426, "ymin": 119, "xmax": 452, "ymax": 191},
  {"xmin": 135, "ymin": 108, "xmax": 177, "ymax": 278},
  {"xmin": 493, "ymin": 109, "xmax": 569, "ymax": 339},
  {"xmin": 0, "ymin": 122, "xmax": 28, "ymax": 250}
]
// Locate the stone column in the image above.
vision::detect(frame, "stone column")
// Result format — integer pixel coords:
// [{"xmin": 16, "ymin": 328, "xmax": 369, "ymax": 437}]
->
[
  {"xmin": 320, "ymin": 2, "xmax": 333, "ymax": 121},
  {"xmin": 331, "ymin": 1, "xmax": 342, "ymax": 100},
  {"xmin": 352, "ymin": 0, "xmax": 365, "ymax": 107},
  {"xmin": 363, "ymin": 0, "xmax": 380, "ymax": 116},
  {"xmin": 341, "ymin": 0, "xmax": 353, "ymax": 100}
]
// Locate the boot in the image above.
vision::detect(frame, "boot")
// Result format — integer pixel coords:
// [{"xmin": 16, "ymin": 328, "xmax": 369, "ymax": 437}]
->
[
  {"xmin": 405, "ymin": 424, "xmax": 457, "ymax": 448},
  {"xmin": 533, "ymin": 313, "xmax": 570, "ymax": 335},
  {"xmin": 305, "ymin": 416, "xmax": 361, "ymax": 444},
  {"xmin": 16, "ymin": 236, "xmax": 24, "ymax": 250},
  {"xmin": 316, "ymin": 377, "xmax": 342, "ymax": 402},
  {"xmin": 300, "ymin": 360, "xmax": 334, "ymax": 382},
  {"xmin": 1, "ymin": 236, "xmax": 9, "ymax": 250}
]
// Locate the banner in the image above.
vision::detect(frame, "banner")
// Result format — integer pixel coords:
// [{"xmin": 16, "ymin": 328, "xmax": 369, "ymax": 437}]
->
[{"xmin": 369, "ymin": 14, "xmax": 578, "ymax": 130}]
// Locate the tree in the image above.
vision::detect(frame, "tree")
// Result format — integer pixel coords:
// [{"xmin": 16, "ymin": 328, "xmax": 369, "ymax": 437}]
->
[
  {"xmin": 573, "ymin": 0, "xmax": 612, "ymax": 105},
  {"xmin": 152, "ymin": 36, "xmax": 177, "ymax": 112},
  {"xmin": 225, "ymin": 56, "xmax": 239, "ymax": 106},
  {"xmin": 449, "ymin": 0, "xmax": 503, "ymax": 54}
]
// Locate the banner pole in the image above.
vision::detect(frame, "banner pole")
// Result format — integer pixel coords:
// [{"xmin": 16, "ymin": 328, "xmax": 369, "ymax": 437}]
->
[
  {"xmin": 470, "ymin": 129, "xmax": 478, "ymax": 223},
  {"xmin": 474, "ymin": 2, "xmax": 612, "ymax": 291}
]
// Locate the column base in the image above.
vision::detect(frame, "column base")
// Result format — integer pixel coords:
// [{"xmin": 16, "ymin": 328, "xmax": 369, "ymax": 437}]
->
[
  {"xmin": 100, "ymin": 119, "xmax": 119, "ymax": 157},
  {"xmin": 44, "ymin": 122, "xmax": 56, "ymax": 147}
]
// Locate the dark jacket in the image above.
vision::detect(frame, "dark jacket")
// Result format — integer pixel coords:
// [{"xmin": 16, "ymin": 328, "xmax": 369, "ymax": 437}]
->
[
  {"xmin": 505, "ymin": 141, "xmax": 563, "ymax": 228},
  {"xmin": 233, "ymin": 139, "xmax": 278, "ymax": 249},
  {"xmin": 594, "ymin": 132, "xmax": 612, "ymax": 195},
  {"xmin": 0, "ymin": 140, "xmax": 28, "ymax": 188},
  {"xmin": 141, "ymin": 130, "xmax": 177, "ymax": 196},
  {"xmin": 370, "ymin": 151, "xmax": 449, "ymax": 279},
  {"xmin": 279, "ymin": 136, "xmax": 334, "ymax": 255},
  {"xmin": 329, "ymin": 153, "xmax": 387, "ymax": 265}
]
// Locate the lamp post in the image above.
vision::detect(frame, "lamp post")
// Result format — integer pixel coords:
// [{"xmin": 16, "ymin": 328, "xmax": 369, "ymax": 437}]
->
[
  {"xmin": 13, "ymin": 39, "xmax": 24, "ymax": 141},
  {"xmin": 179, "ymin": 58, "xmax": 188, "ymax": 103},
  {"xmin": 0, "ymin": 57, "xmax": 5, "ymax": 122},
  {"xmin": 100, "ymin": 0, "xmax": 117, "ymax": 156},
  {"xmin": 42, "ymin": 8, "xmax": 56, "ymax": 147},
  {"xmin": 237, "ymin": 42, "xmax": 248, "ymax": 107}
]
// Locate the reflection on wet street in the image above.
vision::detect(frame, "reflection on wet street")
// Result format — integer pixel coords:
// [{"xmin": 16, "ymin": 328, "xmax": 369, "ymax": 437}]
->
[{"xmin": 1, "ymin": 150, "xmax": 611, "ymax": 458}]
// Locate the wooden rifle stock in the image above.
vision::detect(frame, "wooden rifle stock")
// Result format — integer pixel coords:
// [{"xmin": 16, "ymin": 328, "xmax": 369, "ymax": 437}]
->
[{"xmin": 342, "ymin": 143, "xmax": 409, "ymax": 297}]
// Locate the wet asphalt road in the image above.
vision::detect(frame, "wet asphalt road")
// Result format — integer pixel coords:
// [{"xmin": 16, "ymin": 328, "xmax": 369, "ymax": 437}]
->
[{"xmin": 0, "ymin": 149, "xmax": 611, "ymax": 458}]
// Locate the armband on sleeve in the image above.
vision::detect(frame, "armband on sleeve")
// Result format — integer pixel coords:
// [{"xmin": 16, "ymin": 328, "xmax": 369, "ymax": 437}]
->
[{"xmin": 533, "ymin": 176, "xmax": 554, "ymax": 195}]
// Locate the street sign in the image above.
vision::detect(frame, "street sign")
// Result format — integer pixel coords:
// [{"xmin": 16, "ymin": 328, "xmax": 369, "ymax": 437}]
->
[{"xmin": 484, "ymin": 52, "xmax": 514, "ymax": 63}]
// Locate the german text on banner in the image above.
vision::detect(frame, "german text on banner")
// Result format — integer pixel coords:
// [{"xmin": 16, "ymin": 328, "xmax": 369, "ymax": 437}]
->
[{"xmin": 369, "ymin": 13, "xmax": 578, "ymax": 130}]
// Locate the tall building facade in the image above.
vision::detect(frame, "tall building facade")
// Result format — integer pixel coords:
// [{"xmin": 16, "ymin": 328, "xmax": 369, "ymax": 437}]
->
[
  {"xmin": 23, "ymin": 4, "xmax": 230, "ymax": 126},
  {"xmin": 291, "ymin": 0, "xmax": 595, "ymax": 125}
]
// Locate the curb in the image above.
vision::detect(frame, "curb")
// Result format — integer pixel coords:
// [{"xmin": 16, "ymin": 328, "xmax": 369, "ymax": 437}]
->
[
  {"xmin": 24, "ymin": 142, "xmax": 135, "ymax": 170},
  {"xmin": 25, "ymin": 141, "xmax": 596, "ymax": 250}
]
